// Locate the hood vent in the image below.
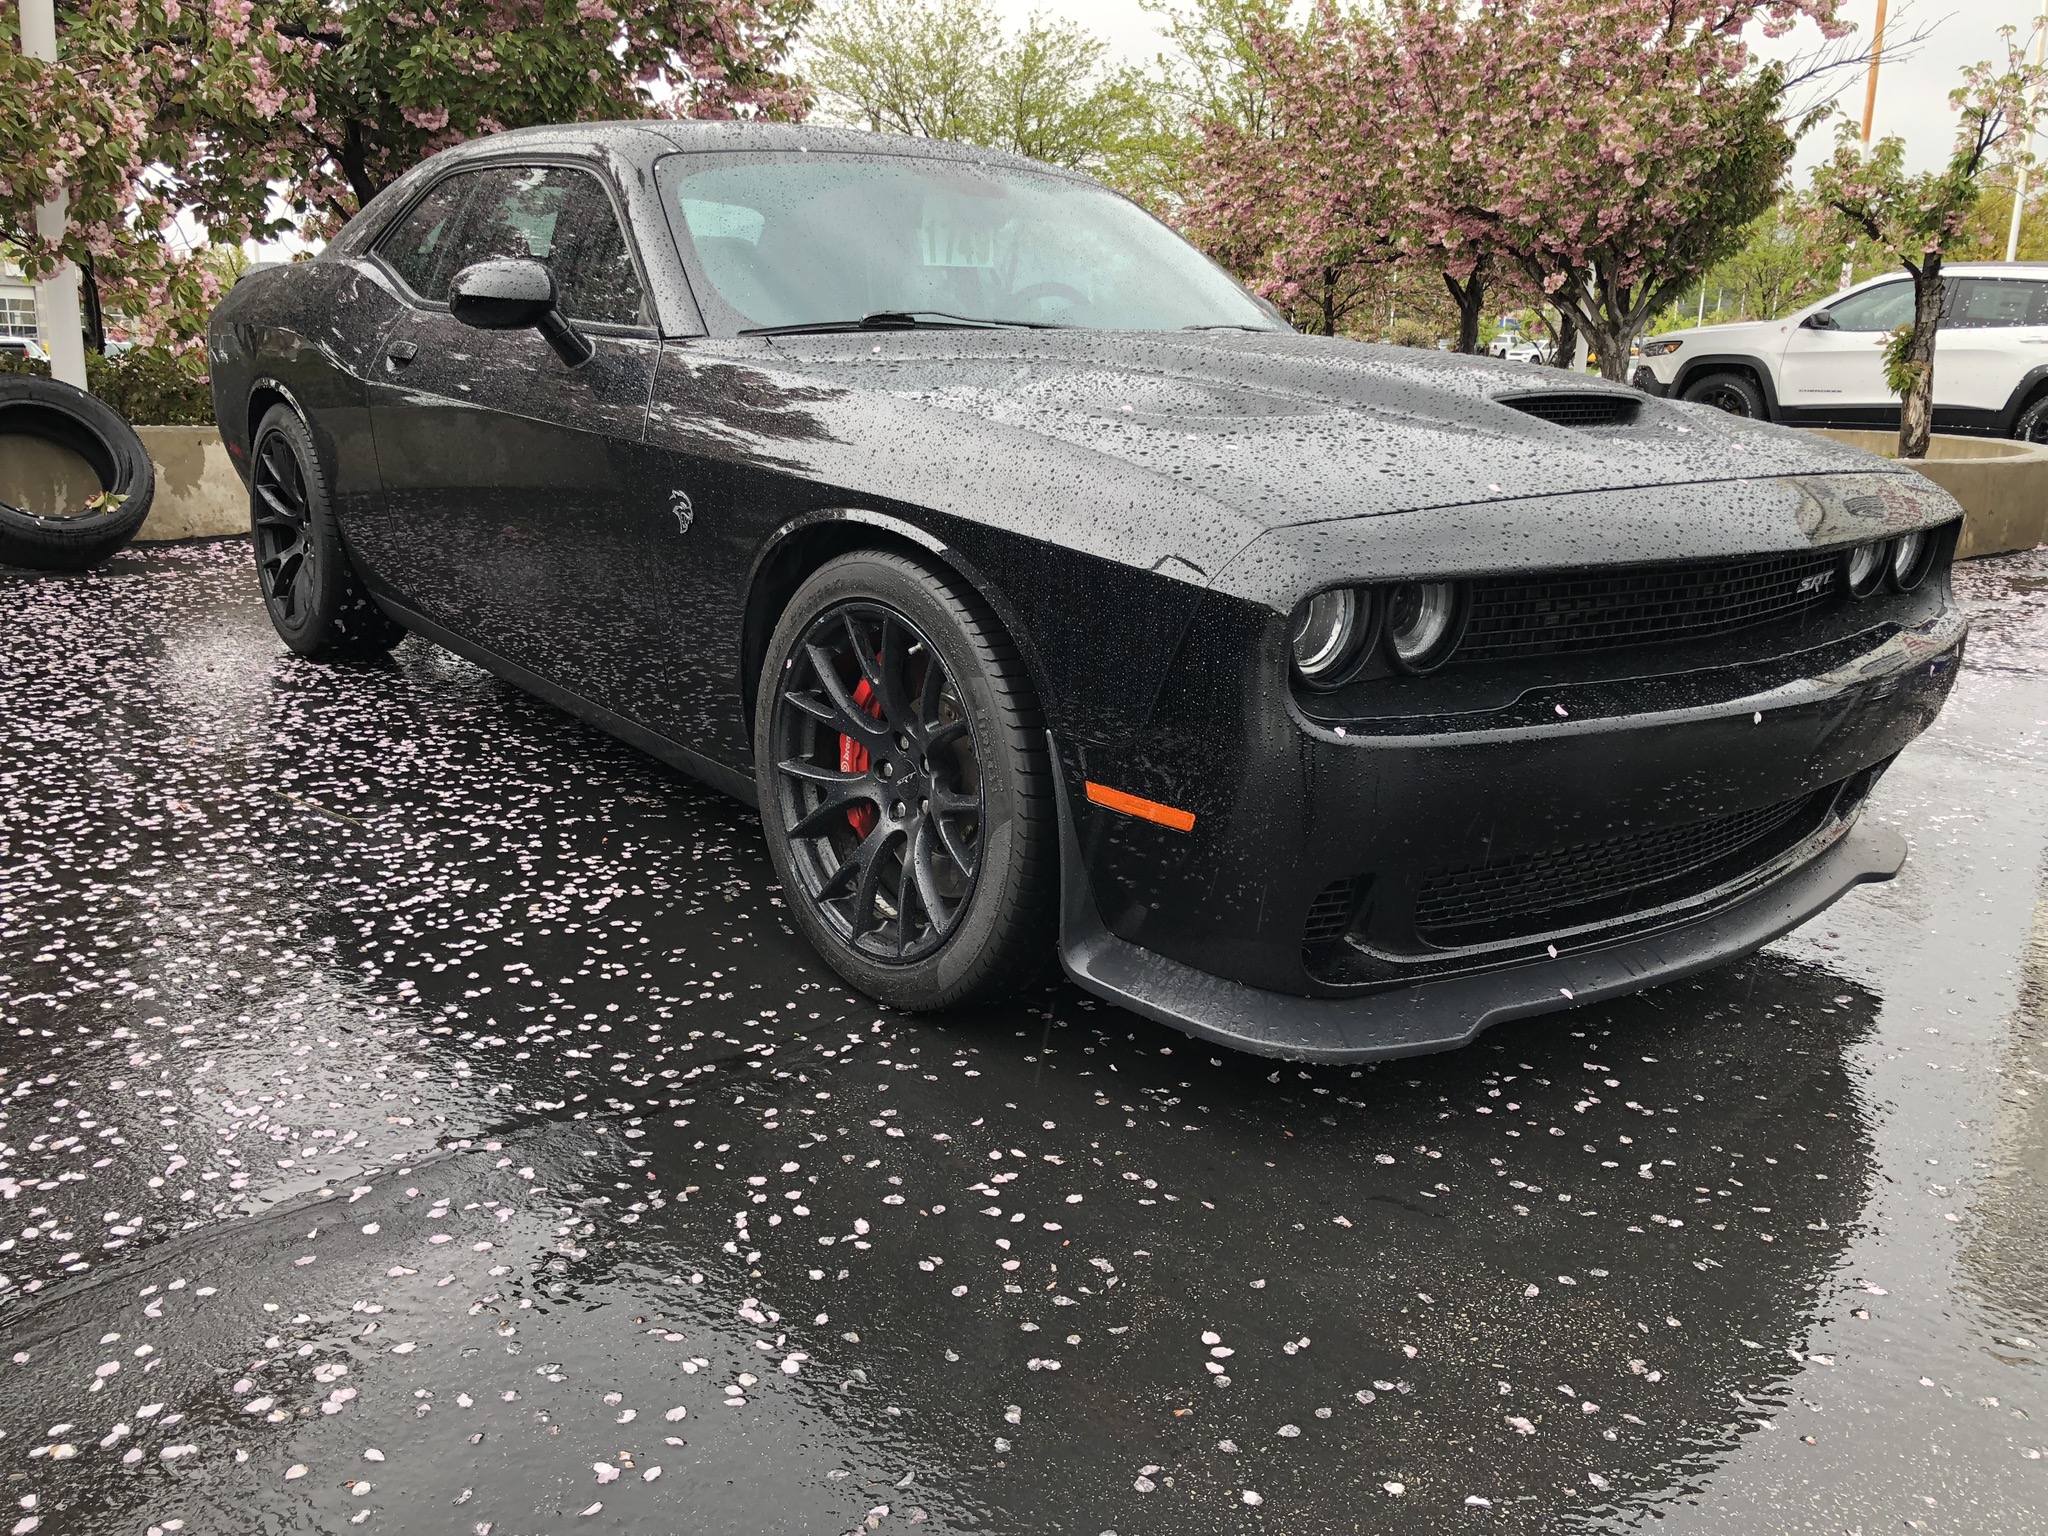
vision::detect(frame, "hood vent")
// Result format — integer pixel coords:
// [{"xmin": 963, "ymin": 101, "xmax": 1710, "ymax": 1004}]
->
[{"xmin": 1496, "ymin": 391, "xmax": 1641, "ymax": 429}]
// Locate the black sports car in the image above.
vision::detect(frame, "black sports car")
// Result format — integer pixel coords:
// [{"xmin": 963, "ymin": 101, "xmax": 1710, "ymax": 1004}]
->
[{"xmin": 206, "ymin": 122, "xmax": 1967, "ymax": 1061}]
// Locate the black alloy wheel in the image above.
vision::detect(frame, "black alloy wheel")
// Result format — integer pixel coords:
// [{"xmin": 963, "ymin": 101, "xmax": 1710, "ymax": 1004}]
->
[
  {"xmin": 1681, "ymin": 371, "xmax": 1765, "ymax": 420},
  {"xmin": 248, "ymin": 404, "xmax": 406, "ymax": 659},
  {"xmin": 756, "ymin": 551, "xmax": 1055, "ymax": 1009},
  {"xmin": 2012, "ymin": 396, "xmax": 2048, "ymax": 445}
]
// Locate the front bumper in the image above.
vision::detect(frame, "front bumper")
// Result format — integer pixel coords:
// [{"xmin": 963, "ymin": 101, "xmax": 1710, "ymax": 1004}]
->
[{"xmin": 1055, "ymin": 770, "xmax": 1904, "ymax": 1061}]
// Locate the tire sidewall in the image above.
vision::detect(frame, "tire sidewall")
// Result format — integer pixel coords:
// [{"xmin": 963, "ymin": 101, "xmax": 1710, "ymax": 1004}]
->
[
  {"xmin": 755, "ymin": 553, "xmax": 1033, "ymax": 1008},
  {"xmin": 1682, "ymin": 372, "xmax": 1763, "ymax": 419},
  {"xmin": 0, "ymin": 375, "xmax": 156, "ymax": 571},
  {"xmin": 252, "ymin": 404, "xmax": 359, "ymax": 656}
]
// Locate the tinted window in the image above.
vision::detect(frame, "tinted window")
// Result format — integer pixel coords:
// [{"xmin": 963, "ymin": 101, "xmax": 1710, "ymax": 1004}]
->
[
  {"xmin": 656, "ymin": 152, "xmax": 1281, "ymax": 333},
  {"xmin": 1944, "ymin": 277, "xmax": 2048, "ymax": 328},
  {"xmin": 1823, "ymin": 282, "xmax": 1915, "ymax": 332},
  {"xmin": 378, "ymin": 165, "xmax": 648, "ymax": 326}
]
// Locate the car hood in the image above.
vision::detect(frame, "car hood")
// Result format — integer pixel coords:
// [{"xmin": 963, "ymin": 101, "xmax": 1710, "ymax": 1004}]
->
[{"xmin": 710, "ymin": 327, "xmax": 1892, "ymax": 528}]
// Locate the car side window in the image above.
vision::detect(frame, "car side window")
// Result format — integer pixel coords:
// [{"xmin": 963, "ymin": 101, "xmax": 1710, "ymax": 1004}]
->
[
  {"xmin": 1821, "ymin": 282, "xmax": 1915, "ymax": 333},
  {"xmin": 377, "ymin": 170, "xmax": 485, "ymax": 303},
  {"xmin": 1943, "ymin": 278, "xmax": 2048, "ymax": 329},
  {"xmin": 378, "ymin": 164, "xmax": 649, "ymax": 327}
]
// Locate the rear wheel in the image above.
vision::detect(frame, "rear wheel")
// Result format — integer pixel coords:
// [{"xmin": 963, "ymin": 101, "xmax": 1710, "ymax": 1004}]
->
[
  {"xmin": 755, "ymin": 551, "xmax": 1055, "ymax": 1010},
  {"xmin": 2012, "ymin": 394, "xmax": 2048, "ymax": 444},
  {"xmin": 1681, "ymin": 370, "xmax": 1767, "ymax": 420},
  {"xmin": 250, "ymin": 404, "xmax": 405, "ymax": 658}
]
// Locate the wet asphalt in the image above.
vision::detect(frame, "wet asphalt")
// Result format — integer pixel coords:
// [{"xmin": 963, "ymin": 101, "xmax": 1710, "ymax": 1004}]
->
[{"xmin": 0, "ymin": 540, "xmax": 2044, "ymax": 1536}]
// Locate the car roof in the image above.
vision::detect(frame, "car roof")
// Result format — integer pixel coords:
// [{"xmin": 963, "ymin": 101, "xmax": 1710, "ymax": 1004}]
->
[{"xmin": 436, "ymin": 118, "xmax": 1059, "ymax": 176}]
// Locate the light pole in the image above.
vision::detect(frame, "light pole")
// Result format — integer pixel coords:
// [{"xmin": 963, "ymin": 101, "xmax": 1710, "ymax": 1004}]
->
[
  {"xmin": 2005, "ymin": 0, "xmax": 2048, "ymax": 264},
  {"xmin": 1860, "ymin": 0, "xmax": 1889, "ymax": 144},
  {"xmin": 18, "ymin": 0, "xmax": 90, "ymax": 390}
]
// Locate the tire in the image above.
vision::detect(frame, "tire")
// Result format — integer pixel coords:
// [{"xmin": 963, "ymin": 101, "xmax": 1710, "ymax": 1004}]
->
[
  {"xmin": 0, "ymin": 374, "xmax": 155, "ymax": 571},
  {"xmin": 250, "ymin": 404, "xmax": 406, "ymax": 658},
  {"xmin": 2012, "ymin": 394, "xmax": 2048, "ymax": 444},
  {"xmin": 755, "ymin": 550, "xmax": 1056, "ymax": 1010},
  {"xmin": 1681, "ymin": 370, "xmax": 1767, "ymax": 420}
]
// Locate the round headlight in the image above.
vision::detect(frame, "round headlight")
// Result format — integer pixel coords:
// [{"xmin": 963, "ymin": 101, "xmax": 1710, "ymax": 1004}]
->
[
  {"xmin": 1290, "ymin": 587, "xmax": 1367, "ymax": 687},
  {"xmin": 1842, "ymin": 541, "xmax": 1886, "ymax": 599},
  {"xmin": 1385, "ymin": 581, "xmax": 1465, "ymax": 673},
  {"xmin": 1889, "ymin": 529, "xmax": 1934, "ymax": 591}
]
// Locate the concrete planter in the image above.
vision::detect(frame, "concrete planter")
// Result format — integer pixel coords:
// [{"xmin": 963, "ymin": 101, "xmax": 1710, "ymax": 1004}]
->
[
  {"xmin": 1808, "ymin": 429, "xmax": 2048, "ymax": 560},
  {"xmin": 0, "ymin": 422, "xmax": 246, "ymax": 542}
]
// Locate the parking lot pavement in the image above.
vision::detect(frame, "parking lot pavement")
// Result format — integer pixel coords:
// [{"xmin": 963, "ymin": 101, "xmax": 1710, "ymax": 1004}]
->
[{"xmin": 0, "ymin": 541, "xmax": 2044, "ymax": 1535}]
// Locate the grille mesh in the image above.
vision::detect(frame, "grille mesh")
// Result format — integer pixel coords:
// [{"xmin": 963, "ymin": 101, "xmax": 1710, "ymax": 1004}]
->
[
  {"xmin": 1303, "ymin": 877, "xmax": 1358, "ymax": 948},
  {"xmin": 1410, "ymin": 789, "xmax": 1828, "ymax": 947},
  {"xmin": 1497, "ymin": 392, "xmax": 1641, "ymax": 428},
  {"xmin": 1458, "ymin": 550, "xmax": 1842, "ymax": 663}
]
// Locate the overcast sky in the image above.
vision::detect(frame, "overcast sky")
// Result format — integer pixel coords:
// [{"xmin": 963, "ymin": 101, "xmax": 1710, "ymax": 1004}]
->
[{"xmin": 993, "ymin": 0, "xmax": 2033, "ymax": 180}]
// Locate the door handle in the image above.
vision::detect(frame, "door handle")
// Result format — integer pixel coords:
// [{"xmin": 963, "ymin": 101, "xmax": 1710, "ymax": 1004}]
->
[{"xmin": 385, "ymin": 340, "xmax": 418, "ymax": 368}]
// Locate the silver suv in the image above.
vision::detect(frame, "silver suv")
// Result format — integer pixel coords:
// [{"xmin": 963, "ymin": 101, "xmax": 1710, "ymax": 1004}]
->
[{"xmin": 1632, "ymin": 261, "xmax": 2048, "ymax": 441}]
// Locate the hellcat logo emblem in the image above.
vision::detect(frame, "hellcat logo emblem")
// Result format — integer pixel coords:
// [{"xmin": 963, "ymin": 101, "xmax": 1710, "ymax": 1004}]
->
[
  {"xmin": 1797, "ymin": 569, "xmax": 1832, "ymax": 595},
  {"xmin": 671, "ymin": 490, "xmax": 694, "ymax": 535}
]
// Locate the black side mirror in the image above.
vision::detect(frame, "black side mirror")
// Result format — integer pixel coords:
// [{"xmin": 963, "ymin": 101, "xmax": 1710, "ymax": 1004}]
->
[
  {"xmin": 1801, "ymin": 309, "xmax": 1837, "ymax": 331},
  {"xmin": 448, "ymin": 258, "xmax": 595, "ymax": 368}
]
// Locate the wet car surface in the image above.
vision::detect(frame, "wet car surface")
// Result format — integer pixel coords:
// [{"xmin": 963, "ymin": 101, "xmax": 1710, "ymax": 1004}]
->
[{"xmin": 1, "ymin": 539, "xmax": 2044, "ymax": 1534}]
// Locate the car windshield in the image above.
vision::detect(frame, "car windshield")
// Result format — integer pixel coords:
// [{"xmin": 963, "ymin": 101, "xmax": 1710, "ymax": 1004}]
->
[{"xmin": 655, "ymin": 151, "xmax": 1284, "ymax": 335}]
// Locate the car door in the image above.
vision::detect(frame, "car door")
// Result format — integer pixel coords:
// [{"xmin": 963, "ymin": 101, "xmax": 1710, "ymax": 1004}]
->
[
  {"xmin": 362, "ymin": 162, "xmax": 660, "ymax": 697},
  {"xmin": 1934, "ymin": 276, "xmax": 2048, "ymax": 416},
  {"xmin": 1777, "ymin": 279, "xmax": 1915, "ymax": 415}
]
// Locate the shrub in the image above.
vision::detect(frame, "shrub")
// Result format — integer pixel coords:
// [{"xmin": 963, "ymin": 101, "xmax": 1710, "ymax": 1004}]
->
[{"xmin": 0, "ymin": 347, "xmax": 215, "ymax": 425}]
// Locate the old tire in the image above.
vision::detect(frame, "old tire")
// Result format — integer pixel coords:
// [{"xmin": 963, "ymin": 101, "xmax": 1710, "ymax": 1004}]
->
[
  {"xmin": 250, "ymin": 403, "xmax": 406, "ymax": 658},
  {"xmin": 756, "ymin": 550, "xmax": 1056, "ymax": 1010},
  {"xmin": 1681, "ymin": 371, "xmax": 1767, "ymax": 420},
  {"xmin": 0, "ymin": 375, "xmax": 155, "ymax": 571}
]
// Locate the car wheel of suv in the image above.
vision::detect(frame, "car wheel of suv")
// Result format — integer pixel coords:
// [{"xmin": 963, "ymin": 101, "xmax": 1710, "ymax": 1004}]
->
[
  {"xmin": 2013, "ymin": 395, "xmax": 2048, "ymax": 444},
  {"xmin": 756, "ymin": 550, "xmax": 1056, "ymax": 1011},
  {"xmin": 250, "ymin": 404, "xmax": 406, "ymax": 659},
  {"xmin": 1682, "ymin": 371, "xmax": 1766, "ymax": 419}
]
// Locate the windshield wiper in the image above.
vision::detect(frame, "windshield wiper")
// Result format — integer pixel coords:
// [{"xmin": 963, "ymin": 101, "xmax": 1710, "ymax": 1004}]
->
[{"xmin": 739, "ymin": 310, "xmax": 1067, "ymax": 337}]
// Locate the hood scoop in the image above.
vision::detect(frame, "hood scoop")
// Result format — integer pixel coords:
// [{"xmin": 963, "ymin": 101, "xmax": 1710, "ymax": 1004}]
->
[{"xmin": 1495, "ymin": 391, "xmax": 1641, "ymax": 429}]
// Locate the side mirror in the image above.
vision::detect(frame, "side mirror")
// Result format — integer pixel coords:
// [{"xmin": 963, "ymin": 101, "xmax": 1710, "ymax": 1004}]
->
[
  {"xmin": 1800, "ymin": 310, "xmax": 1837, "ymax": 331},
  {"xmin": 447, "ymin": 258, "xmax": 595, "ymax": 368}
]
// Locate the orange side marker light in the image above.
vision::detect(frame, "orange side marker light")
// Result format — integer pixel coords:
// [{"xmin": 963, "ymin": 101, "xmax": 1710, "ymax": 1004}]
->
[{"xmin": 1085, "ymin": 781, "xmax": 1196, "ymax": 833}]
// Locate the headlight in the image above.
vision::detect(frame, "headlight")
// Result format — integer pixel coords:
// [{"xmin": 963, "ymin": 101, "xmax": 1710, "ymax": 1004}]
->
[
  {"xmin": 1842, "ymin": 541, "xmax": 1886, "ymax": 599},
  {"xmin": 1889, "ymin": 529, "xmax": 1935, "ymax": 591},
  {"xmin": 1639, "ymin": 337, "xmax": 1683, "ymax": 357},
  {"xmin": 1290, "ymin": 587, "xmax": 1372, "ymax": 687},
  {"xmin": 1385, "ymin": 581, "xmax": 1466, "ymax": 673}
]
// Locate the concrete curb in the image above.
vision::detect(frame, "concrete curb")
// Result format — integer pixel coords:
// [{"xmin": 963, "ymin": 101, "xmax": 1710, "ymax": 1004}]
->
[
  {"xmin": 1808, "ymin": 429, "xmax": 2048, "ymax": 560},
  {"xmin": 132, "ymin": 425, "xmax": 248, "ymax": 541}
]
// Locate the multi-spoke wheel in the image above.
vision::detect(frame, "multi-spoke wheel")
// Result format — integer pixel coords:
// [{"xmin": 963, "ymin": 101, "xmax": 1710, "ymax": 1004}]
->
[
  {"xmin": 757, "ymin": 551, "xmax": 1056, "ymax": 1009},
  {"xmin": 248, "ymin": 405, "xmax": 405, "ymax": 658}
]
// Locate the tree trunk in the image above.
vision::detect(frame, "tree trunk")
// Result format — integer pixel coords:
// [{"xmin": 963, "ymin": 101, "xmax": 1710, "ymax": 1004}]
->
[
  {"xmin": 1442, "ymin": 270, "xmax": 1485, "ymax": 354},
  {"xmin": 80, "ymin": 254, "xmax": 106, "ymax": 355},
  {"xmin": 1548, "ymin": 305, "xmax": 1577, "ymax": 370},
  {"xmin": 1897, "ymin": 261, "xmax": 1943, "ymax": 461},
  {"xmin": 1589, "ymin": 321, "xmax": 1631, "ymax": 382},
  {"xmin": 1321, "ymin": 267, "xmax": 1338, "ymax": 338}
]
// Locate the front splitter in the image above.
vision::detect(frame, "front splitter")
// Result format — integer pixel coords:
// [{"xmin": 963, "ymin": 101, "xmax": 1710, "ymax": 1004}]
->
[{"xmin": 1053, "ymin": 773, "xmax": 1905, "ymax": 1062}]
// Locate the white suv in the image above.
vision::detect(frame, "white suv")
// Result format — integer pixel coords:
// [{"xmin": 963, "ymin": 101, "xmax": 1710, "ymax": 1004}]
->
[{"xmin": 1632, "ymin": 261, "xmax": 2048, "ymax": 441}]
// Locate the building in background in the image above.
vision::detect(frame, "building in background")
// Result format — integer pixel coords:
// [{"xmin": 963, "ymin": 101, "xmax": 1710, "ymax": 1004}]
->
[{"xmin": 1, "ymin": 256, "xmax": 41, "ymax": 357}]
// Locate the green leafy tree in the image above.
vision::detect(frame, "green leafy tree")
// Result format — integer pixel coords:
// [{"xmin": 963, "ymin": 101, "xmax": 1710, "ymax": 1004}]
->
[
  {"xmin": 1811, "ymin": 28, "xmax": 2048, "ymax": 458},
  {"xmin": 805, "ymin": 0, "xmax": 1168, "ymax": 184}
]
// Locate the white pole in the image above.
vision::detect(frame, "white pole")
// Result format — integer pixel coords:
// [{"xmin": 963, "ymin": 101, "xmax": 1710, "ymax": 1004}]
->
[
  {"xmin": 19, "ymin": 0, "xmax": 89, "ymax": 390},
  {"xmin": 2006, "ymin": 0, "xmax": 2048, "ymax": 264}
]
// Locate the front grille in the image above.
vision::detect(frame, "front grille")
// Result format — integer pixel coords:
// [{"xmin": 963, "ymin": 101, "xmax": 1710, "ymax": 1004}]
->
[
  {"xmin": 1410, "ymin": 786, "xmax": 1836, "ymax": 947},
  {"xmin": 1497, "ymin": 391, "xmax": 1641, "ymax": 428},
  {"xmin": 1457, "ymin": 549, "xmax": 1842, "ymax": 663}
]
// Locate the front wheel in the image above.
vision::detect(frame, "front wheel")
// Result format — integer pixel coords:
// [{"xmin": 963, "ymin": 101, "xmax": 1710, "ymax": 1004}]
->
[
  {"xmin": 1681, "ymin": 370, "xmax": 1766, "ymax": 420},
  {"xmin": 755, "ymin": 551, "xmax": 1056, "ymax": 1010},
  {"xmin": 250, "ymin": 404, "xmax": 406, "ymax": 659}
]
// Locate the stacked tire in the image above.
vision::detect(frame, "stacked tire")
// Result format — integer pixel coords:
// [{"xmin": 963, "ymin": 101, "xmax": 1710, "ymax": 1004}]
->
[{"xmin": 0, "ymin": 375, "xmax": 156, "ymax": 571}]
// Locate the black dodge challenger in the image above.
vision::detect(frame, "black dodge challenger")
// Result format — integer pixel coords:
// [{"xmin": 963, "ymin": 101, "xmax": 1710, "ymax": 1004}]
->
[{"xmin": 206, "ymin": 122, "xmax": 1967, "ymax": 1061}]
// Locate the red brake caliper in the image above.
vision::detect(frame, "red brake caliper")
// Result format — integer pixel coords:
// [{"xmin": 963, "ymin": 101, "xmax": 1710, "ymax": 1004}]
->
[{"xmin": 839, "ymin": 677, "xmax": 883, "ymax": 837}]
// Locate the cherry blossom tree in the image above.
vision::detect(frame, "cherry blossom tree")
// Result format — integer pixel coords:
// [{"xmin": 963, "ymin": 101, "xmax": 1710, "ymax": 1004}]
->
[
  {"xmin": 1811, "ymin": 29, "xmax": 2048, "ymax": 459},
  {"xmin": 3, "ymin": 0, "xmax": 809, "ymax": 349}
]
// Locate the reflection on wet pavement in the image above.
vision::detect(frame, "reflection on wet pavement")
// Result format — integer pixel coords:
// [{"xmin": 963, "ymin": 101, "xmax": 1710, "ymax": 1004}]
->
[{"xmin": 1, "ymin": 540, "xmax": 2044, "ymax": 1534}]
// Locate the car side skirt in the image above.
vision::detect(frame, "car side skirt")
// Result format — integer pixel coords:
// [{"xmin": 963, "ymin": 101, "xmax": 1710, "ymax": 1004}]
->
[
  {"xmin": 374, "ymin": 595, "xmax": 760, "ymax": 806},
  {"xmin": 1049, "ymin": 739, "xmax": 1903, "ymax": 1063}
]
